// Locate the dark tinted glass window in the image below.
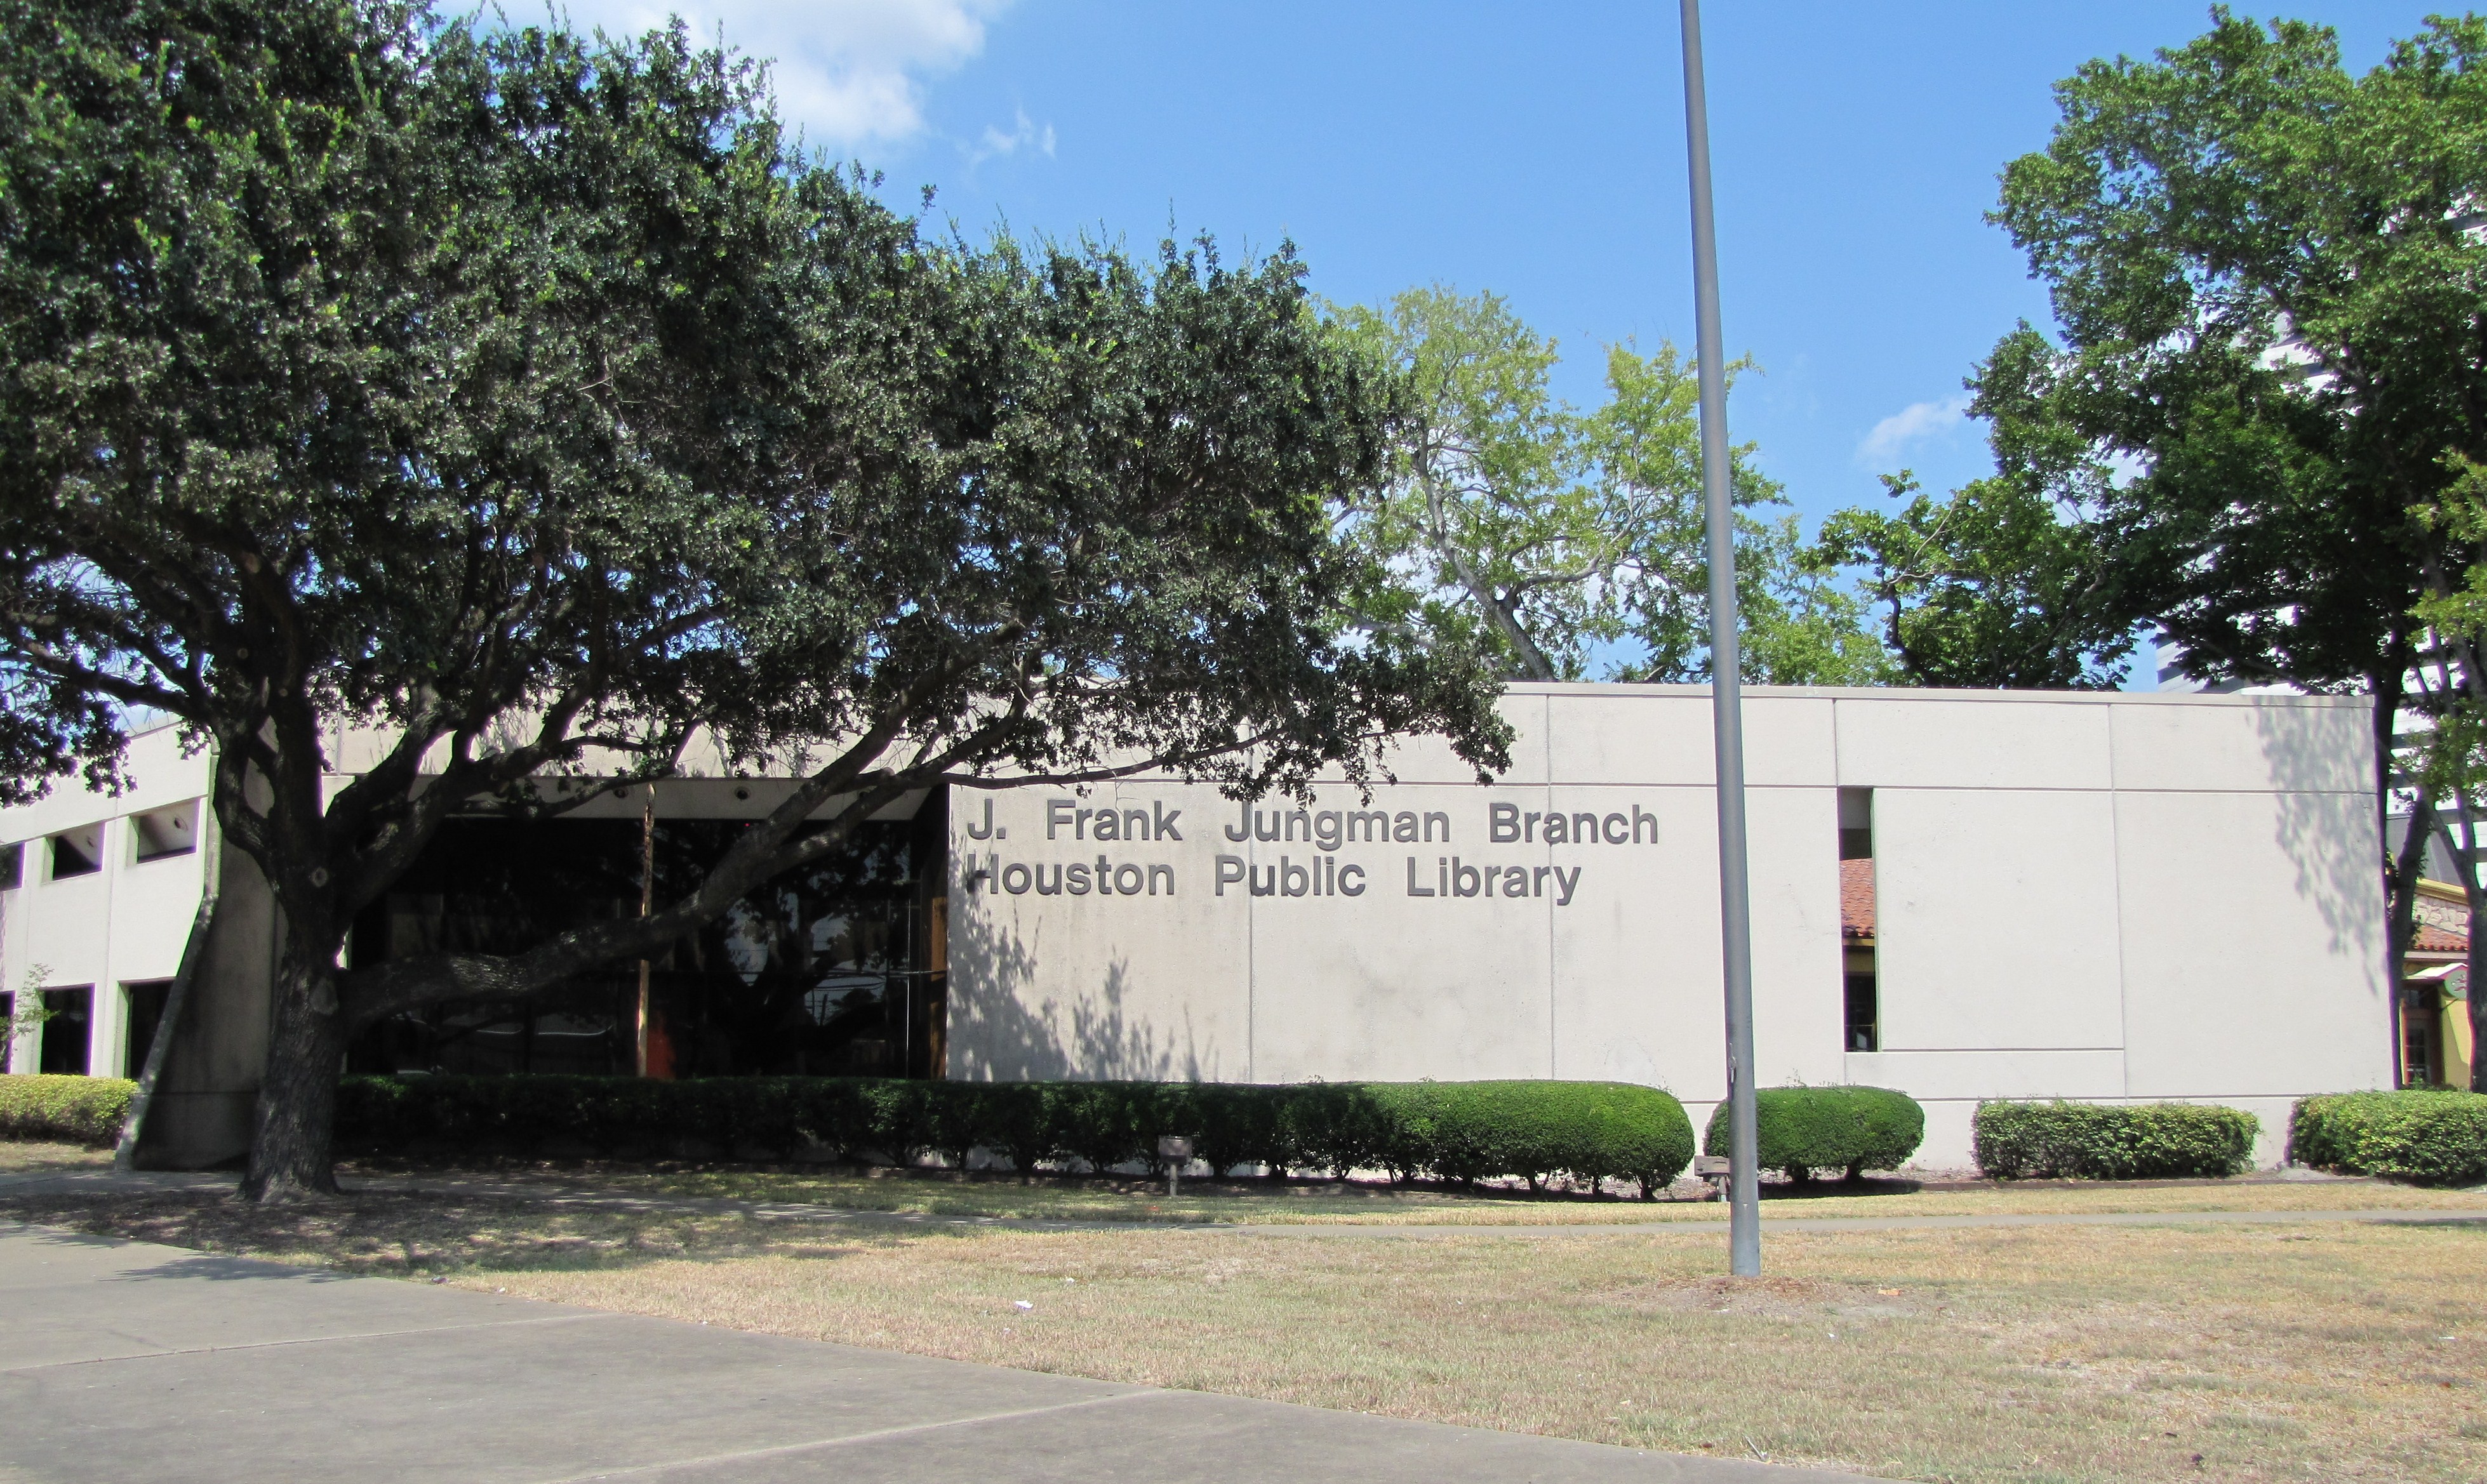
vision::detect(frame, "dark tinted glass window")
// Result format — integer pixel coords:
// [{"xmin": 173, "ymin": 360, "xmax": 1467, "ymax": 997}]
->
[
  {"xmin": 349, "ymin": 816, "xmax": 933, "ymax": 1079},
  {"xmin": 39, "ymin": 988, "xmax": 92, "ymax": 1075},
  {"xmin": 125, "ymin": 981, "xmax": 173, "ymax": 1081},
  {"xmin": 1844, "ymin": 972, "xmax": 1879, "ymax": 1053}
]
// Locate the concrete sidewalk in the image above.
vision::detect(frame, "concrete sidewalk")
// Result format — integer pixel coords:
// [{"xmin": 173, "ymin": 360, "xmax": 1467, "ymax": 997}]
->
[{"xmin": 0, "ymin": 1224, "xmax": 1846, "ymax": 1483}]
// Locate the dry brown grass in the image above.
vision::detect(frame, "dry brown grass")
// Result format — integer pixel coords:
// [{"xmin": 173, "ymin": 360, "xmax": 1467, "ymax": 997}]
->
[
  {"xmin": 0, "ymin": 1141, "xmax": 107, "ymax": 1172},
  {"xmin": 7, "ymin": 1178, "xmax": 2484, "ymax": 1483},
  {"xmin": 330, "ymin": 1155, "xmax": 2487, "ymax": 1226},
  {"xmin": 479, "ymin": 1222, "xmax": 2487, "ymax": 1482}
]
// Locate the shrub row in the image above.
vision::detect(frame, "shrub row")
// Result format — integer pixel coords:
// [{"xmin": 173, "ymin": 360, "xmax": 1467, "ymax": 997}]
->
[
  {"xmin": 2289, "ymin": 1090, "xmax": 2487, "ymax": 1185},
  {"xmin": 335, "ymin": 1075, "xmax": 1698, "ymax": 1193},
  {"xmin": 1701, "ymin": 1085, "xmax": 1924, "ymax": 1181},
  {"xmin": 0, "ymin": 1075, "xmax": 135, "ymax": 1146},
  {"xmin": 1973, "ymin": 1099, "xmax": 2257, "ymax": 1180}
]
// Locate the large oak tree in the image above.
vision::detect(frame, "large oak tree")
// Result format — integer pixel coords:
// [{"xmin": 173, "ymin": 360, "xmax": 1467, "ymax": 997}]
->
[
  {"xmin": 1839, "ymin": 12, "xmax": 2487, "ymax": 1075},
  {"xmin": 0, "ymin": 0, "xmax": 1508, "ymax": 1196}
]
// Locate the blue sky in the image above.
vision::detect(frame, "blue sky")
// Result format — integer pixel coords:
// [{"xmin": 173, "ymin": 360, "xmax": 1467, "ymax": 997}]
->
[{"xmin": 562, "ymin": 1, "xmax": 2417, "ymax": 680}]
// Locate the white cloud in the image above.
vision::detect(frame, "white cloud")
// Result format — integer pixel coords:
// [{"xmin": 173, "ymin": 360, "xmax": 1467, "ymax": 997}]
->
[
  {"xmin": 967, "ymin": 107, "xmax": 1055, "ymax": 165},
  {"xmin": 550, "ymin": 0, "xmax": 1013, "ymax": 148},
  {"xmin": 1856, "ymin": 394, "xmax": 1971, "ymax": 468}
]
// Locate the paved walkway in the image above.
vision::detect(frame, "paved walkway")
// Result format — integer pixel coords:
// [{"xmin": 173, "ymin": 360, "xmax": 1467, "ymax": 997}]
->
[{"xmin": 0, "ymin": 1224, "xmax": 1842, "ymax": 1484}]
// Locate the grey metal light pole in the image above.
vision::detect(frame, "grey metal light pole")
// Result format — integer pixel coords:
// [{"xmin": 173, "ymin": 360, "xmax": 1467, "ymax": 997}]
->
[{"xmin": 1679, "ymin": 0, "xmax": 1761, "ymax": 1276}]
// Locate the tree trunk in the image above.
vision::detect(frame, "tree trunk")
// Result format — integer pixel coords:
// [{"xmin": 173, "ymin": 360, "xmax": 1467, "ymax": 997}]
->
[{"xmin": 241, "ymin": 952, "xmax": 348, "ymax": 1202}]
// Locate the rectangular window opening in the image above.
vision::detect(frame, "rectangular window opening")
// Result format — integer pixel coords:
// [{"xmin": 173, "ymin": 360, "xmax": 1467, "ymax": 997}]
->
[
  {"xmin": 49, "ymin": 827, "xmax": 102, "ymax": 880},
  {"xmin": 1839, "ymin": 787, "xmax": 1877, "ymax": 1051},
  {"xmin": 131, "ymin": 803, "xmax": 198, "ymax": 863},
  {"xmin": 1844, "ymin": 971, "xmax": 1879, "ymax": 1053},
  {"xmin": 1837, "ymin": 786, "xmax": 1874, "ymax": 861},
  {"xmin": 38, "ymin": 987, "xmax": 93, "ymax": 1076},
  {"xmin": 124, "ymin": 980, "xmax": 173, "ymax": 1082},
  {"xmin": 0, "ymin": 841, "xmax": 20, "ymax": 891},
  {"xmin": 2402, "ymin": 989, "xmax": 2439, "ymax": 1088}
]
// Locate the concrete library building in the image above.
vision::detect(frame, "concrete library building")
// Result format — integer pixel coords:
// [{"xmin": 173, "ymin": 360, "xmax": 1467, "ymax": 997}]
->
[{"xmin": 0, "ymin": 684, "xmax": 2396, "ymax": 1170}]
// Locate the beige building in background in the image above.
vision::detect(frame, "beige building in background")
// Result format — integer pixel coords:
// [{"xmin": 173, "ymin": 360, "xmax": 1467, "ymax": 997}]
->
[{"xmin": 0, "ymin": 724, "xmax": 213, "ymax": 1083}]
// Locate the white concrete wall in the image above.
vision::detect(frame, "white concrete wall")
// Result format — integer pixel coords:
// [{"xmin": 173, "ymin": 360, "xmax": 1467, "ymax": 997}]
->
[
  {"xmin": 947, "ymin": 685, "xmax": 2391, "ymax": 1169},
  {"xmin": 0, "ymin": 724, "xmax": 213, "ymax": 1078}
]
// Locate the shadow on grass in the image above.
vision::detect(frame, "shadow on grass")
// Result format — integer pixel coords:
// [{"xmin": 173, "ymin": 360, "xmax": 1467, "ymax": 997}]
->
[
  {"xmin": 1757, "ymin": 1175, "xmax": 1927, "ymax": 1200},
  {"xmin": 0, "ymin": 1186, "xmax": 934, "ymax": 1283}
]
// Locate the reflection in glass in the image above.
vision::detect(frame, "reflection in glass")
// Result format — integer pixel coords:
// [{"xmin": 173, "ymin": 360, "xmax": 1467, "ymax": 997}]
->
[{"xmin": 347, "ymin": 814, "xmax": 937, "ymax": 1079}]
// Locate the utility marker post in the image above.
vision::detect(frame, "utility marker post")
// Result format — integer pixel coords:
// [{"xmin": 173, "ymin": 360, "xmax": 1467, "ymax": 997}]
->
[{"xmin": 1679, "ymin": 0, "xmax": 1761, "ymax": 1276}]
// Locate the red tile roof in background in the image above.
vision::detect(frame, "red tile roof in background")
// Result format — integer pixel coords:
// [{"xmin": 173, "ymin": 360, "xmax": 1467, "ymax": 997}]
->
[
  {"xmin": 1841, "ymin": 858, "xmax": 1875, "ymax": 941},
  {"xmin": 2413, "ymin": 923, "xmax": 2469, "ymax": 955}
]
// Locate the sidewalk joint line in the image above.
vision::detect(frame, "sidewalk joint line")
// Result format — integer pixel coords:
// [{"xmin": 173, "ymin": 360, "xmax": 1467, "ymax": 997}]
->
[
  {"xmin": 524, "ymin": 1388, "xmax": 1158, "ymax": 1482},
  {"xmin": 0, "ymin": 1309, "xmax": 620, "ymax": 1375}
]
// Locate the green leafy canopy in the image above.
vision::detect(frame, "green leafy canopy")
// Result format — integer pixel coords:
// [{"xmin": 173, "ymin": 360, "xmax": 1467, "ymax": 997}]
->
[
  {"xmin": 0, "ymin": 0, "xmax": 1509, "ymax": 1194},
  {"xmin": 1935, "ymin": 7, "xmax": 2487, "ymax": 1083}
]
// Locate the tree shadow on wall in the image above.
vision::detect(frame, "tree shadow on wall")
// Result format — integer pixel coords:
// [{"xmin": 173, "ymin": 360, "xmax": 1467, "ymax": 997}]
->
[
  {"xmin": 943, "ymin": 894, "xmax": 1218, "ymax": 1082},
  {"xmin": 2254, "ymin": 698, "xmax": 2385, "ymax": 964}
]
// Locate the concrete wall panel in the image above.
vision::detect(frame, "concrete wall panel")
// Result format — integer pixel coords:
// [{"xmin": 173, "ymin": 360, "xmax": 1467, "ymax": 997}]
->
[
  {"xmin": 1547, "ymin": 786, "xmax": 1723, "ymax": 1099},
  {"xmin": 1359, "ymin": 693, "xmax": 1549, "ymax": 786},
  {"xmin": 1246, "ymin": 790, "xmax": 1555, "ymax": 1084},
  {"xmin": 1747, "ymin": 786, "xmax": 1846, "ymax": 1089},
  {"xmin": 1542, "ymin": 691, "xmax": 1836, "ymax": 789},
  {"xmin": 2110, "ymin": 697, "xmax": 2371, "ymax": 795},
  {"xmin": 1873, "ymin": 788, "xmax": 2126, "ymax": 1052},
  {"xmin": 1843, "ymin": 1048, "xmax": 2126, "ymax": 1101},
  {"xmin": 947, "ymin": 781, "xmax": 1250, "ymax": 1082},
  {"xmin": 1836, "ymin": 697, "xmax": 2113, "ymax": 791},
  {"xmin": 24, "ymin": 866, "xmax": 111, "ymax": 988},
  {"xmin": 2115, "ymin": 788, "xmax": 2389, "ymax": 1098}
]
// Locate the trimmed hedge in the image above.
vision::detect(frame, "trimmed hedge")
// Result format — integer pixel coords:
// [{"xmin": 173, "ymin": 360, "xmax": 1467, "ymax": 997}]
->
[
  {"xmin": 0, "ymin": 1075, "xmax": 136, "ymax": 1146},
  {"xmin": 2290, "ymin": 1090, "xmax": 2487, "ymax": 1186},
  {"xmin": 1702, "ymin": 1085, "xmax": 1924, "ymax": 1181},
  {"xmin": 1973, "ymin": 1099, "xmax": 2257, "ymax": 1181},
  {"xmin": 333, "ymin": 1074, "xmax": 1695, "ymax": 1193}
]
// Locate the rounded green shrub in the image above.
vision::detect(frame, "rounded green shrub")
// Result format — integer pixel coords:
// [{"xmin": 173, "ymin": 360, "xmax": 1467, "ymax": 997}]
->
[
  {"xmin": 0, "ymin": 1075, "xmax": 136, "ymax": 1146},
  {"xmin": 1420, "ymin": 1081, "xmax": 1695, "ymax": 1194},
  {"xmin": 1973, "ymin": 1099, "xmax": 2257, "ymax": 1180},
  {"xmin": 1562, "ymin": 1081, "xmax": 1698, "ymax": 1196},
  {"xmin": 2289, "ymin": 1090, "xmax": 2487, "ymax": 1185},
  {"xmin": 1702, "ymin": 1085, "xmax": 1926, "ymax": 1182}
]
